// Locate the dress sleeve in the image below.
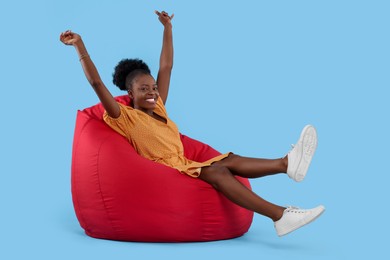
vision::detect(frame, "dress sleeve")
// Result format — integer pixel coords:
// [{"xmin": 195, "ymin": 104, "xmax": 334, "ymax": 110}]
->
[
  {"xmin": 103, "ymin": 103, "xmax": 133, "ymax": 140},
  {"xmin": 154, "ymin": 96, "xmax": 168, "ymax": 119}
]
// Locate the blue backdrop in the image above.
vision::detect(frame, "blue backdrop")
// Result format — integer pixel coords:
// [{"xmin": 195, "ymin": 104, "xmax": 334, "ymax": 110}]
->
[{"xmin": 1, "ymin": 0, "xmax": 389, "ymax": 259}]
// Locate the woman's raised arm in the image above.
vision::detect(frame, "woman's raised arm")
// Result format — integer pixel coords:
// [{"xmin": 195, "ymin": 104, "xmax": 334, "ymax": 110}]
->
[
  {"xmin": 155, "ymin": 11, "xmax": 174, "ymax": 105},
  {"xmin": 60, "ymin": 30, "xmax": 121, "ymax": 118}
]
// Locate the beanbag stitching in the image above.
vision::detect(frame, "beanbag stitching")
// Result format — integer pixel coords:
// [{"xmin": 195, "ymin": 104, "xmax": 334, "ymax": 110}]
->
[
  {"xmin": 94, "ymin": 126, "xmax": 122, "ymax": 236},
  {"xmin": 71, "ymin": 115, "xmax": 91, "ymax": 233}
]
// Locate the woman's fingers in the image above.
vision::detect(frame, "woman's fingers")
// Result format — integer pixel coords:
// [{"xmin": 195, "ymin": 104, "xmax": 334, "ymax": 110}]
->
[
  {"xmin": 155, "ymin": 10, "xmax": 173, "ymax": 20},
  {"xmin": 161, "ymin": 11, "xmax": 171, "ymax": 19},
  {"xmin": 60, "ymin": 33, "xmax": 71, "ymax": 44},
  {"xmin": 60, "ymin": 30, "xmax": 78, "ymax": 46},
  {"xmin": 60, "ymin": 30, "xmax": 71, "ymax": 38}
]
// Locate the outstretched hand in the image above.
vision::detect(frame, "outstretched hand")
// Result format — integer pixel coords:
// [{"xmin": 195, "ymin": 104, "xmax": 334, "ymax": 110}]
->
[
  {"xmin": 155, "ymin": 10, "xmax": 174, "ymax": 27},
  {"xmin": 60, "ymin": 30, "xmax": 81, "ymax": 46}
]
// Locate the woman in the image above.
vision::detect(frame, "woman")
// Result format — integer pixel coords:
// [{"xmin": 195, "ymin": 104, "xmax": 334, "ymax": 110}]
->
[{"xmin": 60, "ymin": 10, "xmax": 324, "ymax": 237}]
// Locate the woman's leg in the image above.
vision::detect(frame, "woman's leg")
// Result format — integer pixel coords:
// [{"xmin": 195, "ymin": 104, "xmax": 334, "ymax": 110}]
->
[
  {"xmin": 215, "ymin": 153, "xmax": 288, "ymax": 178},
  {"xmin": 215, "ymin": 124, "xmax": 318, "ymax": 180},
  {"xmin": 199, "ymin": 163, "xmax": 326, "ymax": 236},
  {"xmin": 198, "ymin": 125, "xmax": 323, "ymax": 235},
  {"xmin": 199, "ymin": 165, "xmax": 285, "ymax": 221}
]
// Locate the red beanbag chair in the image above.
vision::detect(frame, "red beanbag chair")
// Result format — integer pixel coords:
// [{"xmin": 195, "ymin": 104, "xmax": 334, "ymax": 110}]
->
[{"xmin": 71, "ymin": 95, "xmax": 253, "ymax": 242}]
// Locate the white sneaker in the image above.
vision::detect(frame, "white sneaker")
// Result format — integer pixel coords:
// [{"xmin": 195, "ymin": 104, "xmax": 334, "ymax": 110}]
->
[
  {"xmin": 287, "ymin": 125, "xmax": 318, "ymax": 182},
  {"xmin": 274, "ymin": 205, "xmax": 325, "ymax": 237}
]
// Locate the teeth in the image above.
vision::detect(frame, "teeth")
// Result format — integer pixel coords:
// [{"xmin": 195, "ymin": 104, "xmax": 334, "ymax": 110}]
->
[{"xmin": 146, "ymin": 98, "xmax": 155, "ymax": 103}]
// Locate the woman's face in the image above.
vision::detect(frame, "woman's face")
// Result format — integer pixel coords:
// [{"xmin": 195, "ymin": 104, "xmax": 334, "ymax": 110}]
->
[{"xmin": 128, "ymin": 74, "xmax": 159, "ymax": 113}]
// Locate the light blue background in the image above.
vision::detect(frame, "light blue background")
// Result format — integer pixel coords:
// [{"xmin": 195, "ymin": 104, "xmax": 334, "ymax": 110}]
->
[{"xmin": 1, "ymin": 0, "xmax": 389, "ymax": 259}]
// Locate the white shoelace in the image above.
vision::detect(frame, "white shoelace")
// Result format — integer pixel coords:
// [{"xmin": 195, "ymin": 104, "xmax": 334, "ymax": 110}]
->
[{"xmin": 287, "ymin": 144, "xmax": 295, "ymax": 155}]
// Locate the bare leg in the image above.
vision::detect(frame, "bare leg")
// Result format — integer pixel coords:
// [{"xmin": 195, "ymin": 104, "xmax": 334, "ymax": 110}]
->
[
  {"xmin": 199, "ymin": 164, "xmax": 285, "ymax": 221},
  {"xmin": 214, "ymin": 153, "xmax": 288, "ymax": 178}
]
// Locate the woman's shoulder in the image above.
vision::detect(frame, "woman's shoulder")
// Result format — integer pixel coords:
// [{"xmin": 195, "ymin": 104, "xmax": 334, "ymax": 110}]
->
[
  {"xmin": 103, "ymin": 102, "xmax": 134, "ymax": 121},
  {"xmin": 154, "ymin": 96, "xmax": 168, "ymax": 117}
]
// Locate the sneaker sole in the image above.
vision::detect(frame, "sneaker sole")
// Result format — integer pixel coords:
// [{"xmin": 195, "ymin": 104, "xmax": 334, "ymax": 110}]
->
[
  {"xmin": 294, "ymin": 125, "xmax": 318, "ymax": 182},
  {"xmin": 277, "ymin": 205, "xmax": 325, "ymax": 237}
]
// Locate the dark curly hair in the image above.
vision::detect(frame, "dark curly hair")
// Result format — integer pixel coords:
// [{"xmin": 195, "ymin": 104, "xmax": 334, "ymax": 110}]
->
[{"xmin": 112, "ymin": 58, "xmax": 151, "ymax": 91}]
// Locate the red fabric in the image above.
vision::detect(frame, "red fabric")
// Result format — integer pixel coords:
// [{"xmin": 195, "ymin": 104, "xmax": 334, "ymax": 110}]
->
[{"xmin": 71, "ymin": 95, "xmax": 253, "ymax": 242}]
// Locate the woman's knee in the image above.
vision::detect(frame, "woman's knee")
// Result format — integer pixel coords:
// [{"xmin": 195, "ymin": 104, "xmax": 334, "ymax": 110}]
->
[
  {"xmin": 215, "ymin": 153, "xmax": 241, "ymax": 168},
  {"xmin": 200, "ymin": 165, "xmax": 232, "ymax": 190}
]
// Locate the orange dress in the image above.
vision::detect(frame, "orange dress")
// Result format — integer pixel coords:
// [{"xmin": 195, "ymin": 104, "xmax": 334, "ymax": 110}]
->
[{"xmin": 103, "ymin": 97, "xmax": 230, "ymax": 177}]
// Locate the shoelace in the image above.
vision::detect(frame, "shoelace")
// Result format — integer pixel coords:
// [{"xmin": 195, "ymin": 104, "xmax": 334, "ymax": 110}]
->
[
  {"xmin": 289, "ymin": 138, "xmax": 315, "ymax": 157},
  {"xmin": 285, "ymin": 206, "xmax": 306, "ymax": 213},
  {"xmin": 287, "ymin": 144, "xmax": 295, "ymax": 155}
]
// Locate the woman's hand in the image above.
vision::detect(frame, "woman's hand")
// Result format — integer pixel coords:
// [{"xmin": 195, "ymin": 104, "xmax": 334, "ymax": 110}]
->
[
  {"xmin": 155, "ymin": 10, "xmax": 174, "ymax": 27},
  {"xmin": 60, "ymin": 30, "xmax": 81, "ymax": 46}
]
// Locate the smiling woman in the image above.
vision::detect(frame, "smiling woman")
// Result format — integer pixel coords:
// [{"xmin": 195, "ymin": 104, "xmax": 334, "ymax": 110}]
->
[{"xmin": 61, "ymin": 10, "xmax": 324, "ymax": 241}]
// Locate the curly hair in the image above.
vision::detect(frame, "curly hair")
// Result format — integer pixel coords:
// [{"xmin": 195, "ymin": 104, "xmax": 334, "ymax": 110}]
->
[{"xmin": 112, "ymin": 58, "xmax": 151, "ymax": 91}]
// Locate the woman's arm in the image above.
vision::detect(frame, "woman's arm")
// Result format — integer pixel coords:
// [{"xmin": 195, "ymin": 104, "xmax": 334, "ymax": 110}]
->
[
  {"xmin": 60, "ymin": 30, "xmax": 120, "ymax": 118},
  {"xmin": 155, "ymin": 11, "xmax": 174, "ymax": 105}
]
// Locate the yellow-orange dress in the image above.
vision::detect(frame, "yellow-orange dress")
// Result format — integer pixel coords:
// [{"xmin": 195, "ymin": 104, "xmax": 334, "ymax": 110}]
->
[{"xmin": 103, "ymin": 97, "xmax": 230, "ymax": 177}]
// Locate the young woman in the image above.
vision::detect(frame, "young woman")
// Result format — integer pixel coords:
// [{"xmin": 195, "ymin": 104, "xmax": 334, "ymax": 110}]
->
[{"xmin": 60, "ymin": 10, "xmax": 324, "ymax": 237}]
